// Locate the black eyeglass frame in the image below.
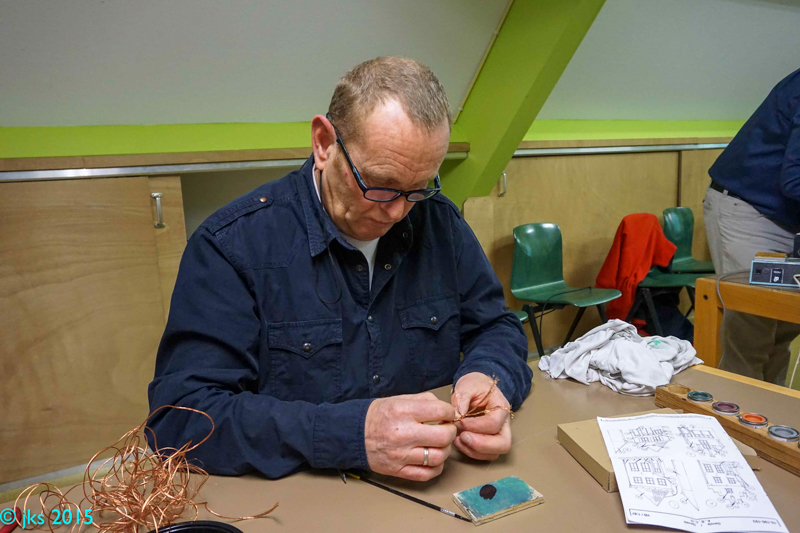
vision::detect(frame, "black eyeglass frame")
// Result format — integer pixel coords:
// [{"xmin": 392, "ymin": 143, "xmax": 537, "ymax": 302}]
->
[{"xmin": 325, "ymin": 113, "xmax": 442, "ymax": 203}]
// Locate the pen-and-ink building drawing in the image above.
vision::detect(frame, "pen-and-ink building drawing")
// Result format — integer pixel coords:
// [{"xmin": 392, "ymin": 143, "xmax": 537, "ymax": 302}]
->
[
  {"xmin": 612, "ymin": 426, "xmax": 673, "ymax": 453},
  {"xmin": 699, "ymin": 461, "xmax": 756, "ymax": 508},
  {"xmin": 623, "ymin": 457, "xmax": 697, "ymax": 510},
  {"xmin": 679, "ymin": 425, "xmax": 726, "ymax": 457}
]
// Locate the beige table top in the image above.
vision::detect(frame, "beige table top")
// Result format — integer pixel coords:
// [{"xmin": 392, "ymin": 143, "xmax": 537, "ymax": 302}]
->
[{"xmin": 5, "ymin": 364, "xmax": 800, "ymax": 532}]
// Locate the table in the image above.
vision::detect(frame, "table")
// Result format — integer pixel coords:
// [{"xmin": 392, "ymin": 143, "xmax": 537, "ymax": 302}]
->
[
  {"xmin": 695, "ymin": 273, "xmax": 800, "ymax": 368},
  {"xmin": 4, "ymin": 364, "xmax": 800, "ymax": 532}
]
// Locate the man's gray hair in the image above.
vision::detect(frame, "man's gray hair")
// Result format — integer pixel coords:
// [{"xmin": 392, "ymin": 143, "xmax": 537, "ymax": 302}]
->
[{"xmin": 328, "ymin": 56, "xmax": 452, "ymax": 143}]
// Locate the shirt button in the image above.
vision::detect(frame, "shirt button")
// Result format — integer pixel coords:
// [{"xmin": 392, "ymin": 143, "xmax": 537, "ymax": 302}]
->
[
  {"xmin": 367, "ymin": 315, "xmax": 374, "ymax": 323},
  {"xmin": 384, "ymin": 264, "xmax": 392, "ymax": 270},
  {"xmin": 372, "ymin": 374, "xmax": 381, "ymax": 384},
  {"xmin": 402, "ymin": 232, "xmax": 408, "ymax": 239},
  {"xmin": 430, "ymin": 316, "xmax": 438, "ymax": 324},
  {"xmin": 356, "ymin": 264, "xmax": 365, "ymax": 272},
  {"xmin": 259, "ymin": 196, "xmax": 268, "ymax": 203},
  {"xmin": 303, "ymin": 342, "xmax": 312, "ymax": 352}
]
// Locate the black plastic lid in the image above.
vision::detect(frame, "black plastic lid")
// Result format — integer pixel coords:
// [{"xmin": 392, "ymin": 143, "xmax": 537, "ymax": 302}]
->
[{"xmin": 147, "ymin": 521, "xmax": 244, "ymax": 533}]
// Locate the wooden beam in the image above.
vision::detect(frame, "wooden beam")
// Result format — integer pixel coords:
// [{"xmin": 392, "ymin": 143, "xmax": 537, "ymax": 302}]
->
[
  {"xmin": 695, "ymin": 277, "xmax": 724, "ymax": 368},
  {"xmin": 0, "ymin": 142, "xmax": 470, "ymax": 173}
]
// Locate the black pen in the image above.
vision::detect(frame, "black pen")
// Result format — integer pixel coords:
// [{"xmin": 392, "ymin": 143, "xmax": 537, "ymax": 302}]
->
[{"xmin": 345, "ymin": 471, "xmax": 472, "ymax": 523}]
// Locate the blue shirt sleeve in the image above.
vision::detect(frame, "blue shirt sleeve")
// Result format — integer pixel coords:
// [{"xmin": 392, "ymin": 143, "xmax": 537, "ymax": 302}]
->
[
  {"xmin": 450, "ymin": 214, "xmax": 533, "ymax": 410},
  {"xmin": 147, "ymin": 226, "xmax": 373, "ymax": 478},
  {"xmin": 780, "ymin": 108, "xmax": 800, "ymax": 202}
]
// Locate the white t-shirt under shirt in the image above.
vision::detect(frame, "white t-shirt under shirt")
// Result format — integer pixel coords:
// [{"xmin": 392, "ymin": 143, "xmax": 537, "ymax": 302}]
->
[{"xmin": 312, "ymin": 165, "xmax": 379, "ymax": 288}]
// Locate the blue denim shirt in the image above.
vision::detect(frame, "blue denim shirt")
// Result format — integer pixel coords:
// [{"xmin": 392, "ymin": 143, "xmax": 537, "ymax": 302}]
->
[
  {"xmin": 710, "ymin": 67, "xmax": 800, "ymax": 229},
  {"xmin": 147, "ymin": 156, "xmax": 532, "ymax": 478}
]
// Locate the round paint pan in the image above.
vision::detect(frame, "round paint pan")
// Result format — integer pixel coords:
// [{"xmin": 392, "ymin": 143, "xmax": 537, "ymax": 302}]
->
[
  {"xmin": 738, "ymin": 413, "xmax": 768, "ymax": 428},
  {"xmin": 712, "ymin": 401, "xmax": 740, "ymax": 416},
  {"xmin": 768, "ymin": 425, "xmax": 800, "ymax": 443},
  {"xmin": 687, "ymin": 391, "xmax": 713, "ymax": 403}
]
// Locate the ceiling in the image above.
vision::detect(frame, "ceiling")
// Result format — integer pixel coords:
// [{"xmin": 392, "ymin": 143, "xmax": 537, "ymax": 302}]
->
[
  {"xmin": 538, "ymin": 0, "xmax": 800, "ymax": 120},
  {"xmin": 0, "ymin": 0, "xmax": 509, "ymax": 126}
]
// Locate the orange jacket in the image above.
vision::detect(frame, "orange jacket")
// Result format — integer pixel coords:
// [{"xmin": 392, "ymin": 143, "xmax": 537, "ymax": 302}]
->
[{"xmin": 595, "ymin": 213, "xmax": 676, "ymax": 320}]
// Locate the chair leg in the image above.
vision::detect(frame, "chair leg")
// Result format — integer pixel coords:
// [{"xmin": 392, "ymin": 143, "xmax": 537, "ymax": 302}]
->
[
  {"xmin": 597, "ymin": 304, "xmax": 608, "ymax": 324},
  {"xmin": 562, "ymin": 307, "xmax": 586, "ymax": 347},
  {"xmin": 626, "ymin": 291, "xmax": 643, "ymax": 323},
  {"xmin": 523, "ymin": 304, "xmax": 545, "ymax": 357},
  {"xmin": 642, "ymin": 288, "xmax": 664, "ymax": 336},
  {"xmin": 685, "ymin": 287, "xmax": 696, "ymax": 317}
]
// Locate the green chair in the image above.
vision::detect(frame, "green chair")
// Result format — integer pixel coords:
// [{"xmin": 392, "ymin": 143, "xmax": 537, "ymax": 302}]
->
[
  {"xmin": 511, "ymin": 223, "xmax": 622, "ymax": 356},
  {"xmin": 510, "ymin": 309, "xmax": 529, "ymax": 325},
  {"xmin": 662, "ymin": 207, "xmax": 715, "ymax": 274}
]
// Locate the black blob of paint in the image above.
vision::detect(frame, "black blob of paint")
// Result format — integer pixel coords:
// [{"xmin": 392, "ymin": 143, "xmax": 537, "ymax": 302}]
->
[{"xmin": 479, "ymin": 484, "xmax": 497, "ymax": 500}]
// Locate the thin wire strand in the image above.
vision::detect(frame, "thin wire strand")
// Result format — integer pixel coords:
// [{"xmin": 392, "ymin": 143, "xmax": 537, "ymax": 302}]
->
[
  {"xmin": 14, "ymin": 406, "xmax": 278, "ymax": 533},
  {"xmin": 537, "ymin": 287, "xmax": 594, "ymax": 351},
  {"xmin": 452, "ymin": 377, "xmax": 514, "ymax": 423}
]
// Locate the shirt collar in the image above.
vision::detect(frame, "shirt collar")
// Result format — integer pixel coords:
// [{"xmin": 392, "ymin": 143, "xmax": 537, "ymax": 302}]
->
[
  {"xmin": 297, "ymin": 155, "xmax": 339, "ymax": 257},
  {"xmin": 312, "ymin": 162, "xmax": 381, "ymax": 253},
  {"xmin": 296, "ymin": 154, "xmax": 414, "ymax": 258}
]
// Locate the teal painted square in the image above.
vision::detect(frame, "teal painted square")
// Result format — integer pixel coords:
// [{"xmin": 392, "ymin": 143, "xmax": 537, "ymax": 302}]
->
[{"xmin": 454, "ymin": 476, "xmax": 538, "ymax": 521}]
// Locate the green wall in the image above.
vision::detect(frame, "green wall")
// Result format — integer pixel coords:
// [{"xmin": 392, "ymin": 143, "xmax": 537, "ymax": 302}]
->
[{"xmin": 0, "ymin": 122, "xmax": 468, "ymax": 159}]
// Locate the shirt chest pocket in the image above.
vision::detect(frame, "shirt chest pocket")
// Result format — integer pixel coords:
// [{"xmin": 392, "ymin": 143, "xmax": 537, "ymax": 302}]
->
[
  {"xmin": 398, "ymin": 295, "xmax": 460, "ymax": 378},
  {"xmin": 267, "ymin": 318, "xmax": 342, "ymax": 403}
]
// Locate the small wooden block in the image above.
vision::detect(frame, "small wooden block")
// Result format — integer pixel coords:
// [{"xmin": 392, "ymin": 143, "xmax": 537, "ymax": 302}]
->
[
  {"xmin": 453, "ymin": 476, "xmax": 544, "ymax": 526},
  {"xmin": 655, "ymin": 384, "xmax": 800, "ymax": 477}
]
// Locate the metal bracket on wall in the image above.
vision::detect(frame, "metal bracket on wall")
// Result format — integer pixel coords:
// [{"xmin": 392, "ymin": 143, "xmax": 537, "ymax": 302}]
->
[{"xmin": 498, "ymin": 172, "xmax": 507, "ymax": 197}]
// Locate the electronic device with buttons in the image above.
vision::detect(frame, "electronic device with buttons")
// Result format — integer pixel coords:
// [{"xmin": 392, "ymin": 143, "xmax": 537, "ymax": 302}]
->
[{"xmin": 750, "ymin": 257, "xmax": 800, "ymax": 288}]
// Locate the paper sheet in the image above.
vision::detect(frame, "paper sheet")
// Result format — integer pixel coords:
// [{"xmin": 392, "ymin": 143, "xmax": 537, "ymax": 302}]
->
[{"xmin": 597, "ymin": 413, "xmax": 788, "ymax": 533}]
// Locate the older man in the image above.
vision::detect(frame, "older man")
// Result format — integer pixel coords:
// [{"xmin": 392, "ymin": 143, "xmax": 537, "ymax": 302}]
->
[{"xmin": 148, "ymin": 57, "xmax": 532, "ymax": 481}]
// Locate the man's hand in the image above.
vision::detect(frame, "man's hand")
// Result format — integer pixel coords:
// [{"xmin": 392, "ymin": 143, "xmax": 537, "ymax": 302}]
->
[
  {"xmin": 365, "ymin": 392, "xmax": 457, "ymax": 481},
  {"xmin": 451, "ymin": 372, "xmax": 512, "ymax": 461}
]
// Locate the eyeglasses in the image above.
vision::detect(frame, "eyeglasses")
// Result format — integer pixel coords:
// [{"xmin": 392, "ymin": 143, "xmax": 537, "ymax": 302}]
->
[{"xmin": 326, "ymin": 113, "xmax": 442, "ymax": 202}]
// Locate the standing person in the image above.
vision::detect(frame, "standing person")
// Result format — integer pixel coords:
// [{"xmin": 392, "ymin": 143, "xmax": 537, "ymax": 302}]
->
[
  {"xmin": 148, "ymin": 57, "xmax": 532, "ymax": 481},
  {"xmin": 704, "ymin": 67, "xmax": 800, "ymax": 385}
]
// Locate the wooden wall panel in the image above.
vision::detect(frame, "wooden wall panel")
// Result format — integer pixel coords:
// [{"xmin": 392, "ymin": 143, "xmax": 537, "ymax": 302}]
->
[
  {"xmin": 464, "ymin": 152, "xmax": 679, "ymax": 352},
  {"xmin": 679, "ymin": 149, "xmax": 723, "ymax": 262},
  {"xmin": 0, "ymin": 177, "xmax": 166, "ymax": 483},
  {"xmin": 148, "ymin": 176, "xmax": 187, "ymax": 318}
]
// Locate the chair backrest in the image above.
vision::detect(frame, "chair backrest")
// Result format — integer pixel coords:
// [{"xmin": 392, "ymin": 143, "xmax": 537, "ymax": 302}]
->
[
  {"xmin": 663, "ymin": 207, "xmax": 694, "ymax": 261},
  {"xmin": 511, "ymin": 223, "xmax": 564, "ymax": 292}
]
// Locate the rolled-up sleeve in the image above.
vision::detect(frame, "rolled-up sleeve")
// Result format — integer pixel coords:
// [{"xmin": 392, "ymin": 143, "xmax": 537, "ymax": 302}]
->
[
  {"xmin": 147, "ymin": 226, "xmax": 373, "ymax": 478},
  {"xmin": 450, "ymin": 215, "xmax": 533, "ymax": 410}
]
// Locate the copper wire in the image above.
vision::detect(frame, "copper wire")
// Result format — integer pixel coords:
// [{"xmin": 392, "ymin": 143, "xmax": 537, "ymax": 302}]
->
[
  {"xmin": 14, "ymin": 406, "xmax": 278, "ymax": 533},
  {"xmin": 452, "ymin": 377, "xmax": 514, "ymax": 423}
]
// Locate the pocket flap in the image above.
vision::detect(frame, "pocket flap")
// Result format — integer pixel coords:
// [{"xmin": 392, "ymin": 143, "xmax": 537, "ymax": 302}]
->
[
  {"xmin": 268, "ymin": 318, "xmax": 342, "ymax": 358},
  {"xmin": 399, "ymin": 295, "xmax": 458, "ymax": 331}
]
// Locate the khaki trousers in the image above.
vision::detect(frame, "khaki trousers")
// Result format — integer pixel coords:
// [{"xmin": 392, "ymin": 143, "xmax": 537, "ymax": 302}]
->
[{"xmin": 703, "ymin": 187, "xmax": 800, "ymax": 385}]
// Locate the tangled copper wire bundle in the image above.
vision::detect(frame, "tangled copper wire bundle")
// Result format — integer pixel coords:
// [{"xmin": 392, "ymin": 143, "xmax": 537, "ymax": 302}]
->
[
  {"xmin": 452, "ymin": 377, "xmax": 515, "ymax": 423},
  {"xmin": 14, "ymin": 406, "xmax": 278, "ymax": 533}
]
